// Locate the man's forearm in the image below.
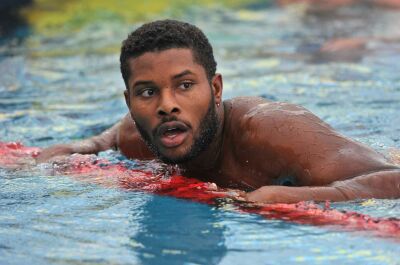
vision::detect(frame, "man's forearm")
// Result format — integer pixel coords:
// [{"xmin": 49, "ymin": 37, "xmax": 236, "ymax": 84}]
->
[
  {"xmin": 60, "ymin": 121, "xmax": 120, "ymax": 154},
  {"xmin": 246, "ymin": 169, "xmax": 400, "ymax": 203},
  {"xmin": 70, "ymin": 124, "xmax": 119, "ymax": 154},
  {"xmin": 245, "ymin": 185, "xmax": 344, "ymax": 203},
  {"xmin": 36, "ymin": 121, "xmax": 120, "ymax": 163},
  {"xmin": 331, "ymin": 169, "xmax": 400, "ymax": 200}
]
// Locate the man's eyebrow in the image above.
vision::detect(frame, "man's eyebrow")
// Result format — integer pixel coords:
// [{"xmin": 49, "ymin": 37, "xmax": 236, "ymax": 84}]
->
[
  {"xmin": 132, "ymin": 80, "xmax": 154, "ymax": 88},
  {"xmin": 172, "ymin": 70, "xmax": 194, "ymax": 80},
  {"xmin": 131, "ymin": 70, "xmax": 194, "ymax": 88}
]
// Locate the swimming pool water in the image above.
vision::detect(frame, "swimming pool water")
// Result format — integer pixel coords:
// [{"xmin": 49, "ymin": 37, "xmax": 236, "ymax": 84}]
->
[{"xmin": 1, "ymin": 2, "xmax": 400, "ymax": 264}]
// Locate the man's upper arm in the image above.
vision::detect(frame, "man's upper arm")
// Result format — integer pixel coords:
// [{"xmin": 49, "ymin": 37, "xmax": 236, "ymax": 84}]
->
[
  {"xmin": 244, "ymin": 102, "xmax": 397, "ymax": 186},
  {"xmin": 117, "ymin": 114, "xmax": 154, "ymax": 160}
]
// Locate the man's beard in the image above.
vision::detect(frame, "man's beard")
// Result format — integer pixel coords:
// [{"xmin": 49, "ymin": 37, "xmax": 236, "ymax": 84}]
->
[{"xmin": 134, "ymin": 98, "xmax": 219, "ymax": 164}]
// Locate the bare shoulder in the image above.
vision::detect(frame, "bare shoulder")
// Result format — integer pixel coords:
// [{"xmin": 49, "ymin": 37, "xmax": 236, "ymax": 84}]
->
[
  {"xmin": 225, "ymin": 96, "xmax": 311, "ymax": 119},
  {"xmin": 244, "ymin": 100, "xmax": 334, "ymax": 134},
  {"xmin": 225, "ymin": 97, "xmax": 329, "ymax": 158},
  {"xmin": 224, "ymin": 97, "xmax": 396, "ymax": 185},
  {"xmin": 118, "ymin": 114, "xmax": 154, "ymax": 160},
  {"xmin": 119, "ymin": 114, "xmax": 138, "ymax": 135},
  {"xmin": 225, "ymin": 97, "xmax": 325, "ymax": 139}
]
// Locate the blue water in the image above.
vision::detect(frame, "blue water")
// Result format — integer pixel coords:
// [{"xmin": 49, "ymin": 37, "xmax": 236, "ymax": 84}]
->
[{"xmin": 1, "ymin": 2, "xmax": 400, "ymax": 265}]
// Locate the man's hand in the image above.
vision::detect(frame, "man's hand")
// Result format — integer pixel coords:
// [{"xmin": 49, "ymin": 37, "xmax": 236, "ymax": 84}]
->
[
  {"xmin": 205, "ymin": 183, "xmax": 249, "ymax": 202},
  {"xmin": 35, "ymin": 144, "xmax": 74, "ymax": 164}
]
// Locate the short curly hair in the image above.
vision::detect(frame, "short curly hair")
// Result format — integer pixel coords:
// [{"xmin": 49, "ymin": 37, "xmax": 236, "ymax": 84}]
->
[{"xmin": 120, "ymin": 19, "xmax": 217, "ymax": 89}]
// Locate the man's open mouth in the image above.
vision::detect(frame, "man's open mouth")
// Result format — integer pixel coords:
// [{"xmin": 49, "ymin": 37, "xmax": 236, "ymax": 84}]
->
[{"xmin": 157, "ymin": 121, "xmax": 190, "ymax": 148}]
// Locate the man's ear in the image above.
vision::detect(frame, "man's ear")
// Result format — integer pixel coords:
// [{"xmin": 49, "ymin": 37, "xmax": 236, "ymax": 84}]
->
[
  {"xmin": 211, "ymin": 74, "xmax": 223, "ymax": 106},
  {"xmin": 124, "ymin": 89, "xmax": 130, "ymax": 108}
]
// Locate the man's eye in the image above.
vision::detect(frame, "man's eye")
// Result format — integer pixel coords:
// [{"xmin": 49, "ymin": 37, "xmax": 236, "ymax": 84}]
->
[
  {"xmin": 179, "ymin": 82, "xmax": 194, "ymax": 90},
  {"xmin": 140, "ymin": 88, "xmax": 155, "ymax": 97}
]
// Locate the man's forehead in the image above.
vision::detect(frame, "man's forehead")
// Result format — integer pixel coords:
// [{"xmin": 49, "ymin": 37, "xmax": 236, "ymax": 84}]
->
[
  {"xmin": 128, "ymin": 48, "xmax": 206, "ymax": 81},
  {"xmin": 129, "ymin": 48, "xmax": 196, "ymax": 68}
]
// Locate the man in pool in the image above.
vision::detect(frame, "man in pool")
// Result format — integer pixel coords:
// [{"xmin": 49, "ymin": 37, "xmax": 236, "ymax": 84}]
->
[{"xmin": 36, "ymin": 20, "xmax": 400, "ymax": 203}]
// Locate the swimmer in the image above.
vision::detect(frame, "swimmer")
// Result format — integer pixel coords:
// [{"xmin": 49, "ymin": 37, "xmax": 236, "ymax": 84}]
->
[
  {"xmin": 278, "ymin": 0, "xmax": 400, "ymax": 62},
  {"xmin": 278, "ymin": 0, "xmax": 400, "ymax": 10},
  {"xmin": 36, "ymin": 20, "xmax": 400, "ymax": 203}
]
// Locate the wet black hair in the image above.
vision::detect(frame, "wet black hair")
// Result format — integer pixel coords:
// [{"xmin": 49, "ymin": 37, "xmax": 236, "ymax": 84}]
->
[{"xmin": 120, "ymin": 19, "xmax": 217, "ymax": 89}]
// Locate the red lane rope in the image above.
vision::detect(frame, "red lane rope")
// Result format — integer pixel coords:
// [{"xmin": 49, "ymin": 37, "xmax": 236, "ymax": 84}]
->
[{"xmin": 1, "ymin": 141, "xmax": 399, "ymax": 239}]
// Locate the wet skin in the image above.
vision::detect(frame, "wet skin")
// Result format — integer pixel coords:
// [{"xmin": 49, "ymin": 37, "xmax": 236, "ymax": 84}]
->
[{"xmin": 37, "ymin": 48, "xmax": 400, "ymax": 203}]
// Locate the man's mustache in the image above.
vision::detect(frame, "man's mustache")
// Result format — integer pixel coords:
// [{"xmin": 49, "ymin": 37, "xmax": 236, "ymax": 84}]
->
[{"xmin": 152, "ymin": 116, "xmax": 191, "ymax": 138}]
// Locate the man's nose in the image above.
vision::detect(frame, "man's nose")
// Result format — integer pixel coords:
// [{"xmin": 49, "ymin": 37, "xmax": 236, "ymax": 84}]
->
[{"xmin": 157, "ymin": 89, "xmax": 180, "ymax": 116}]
